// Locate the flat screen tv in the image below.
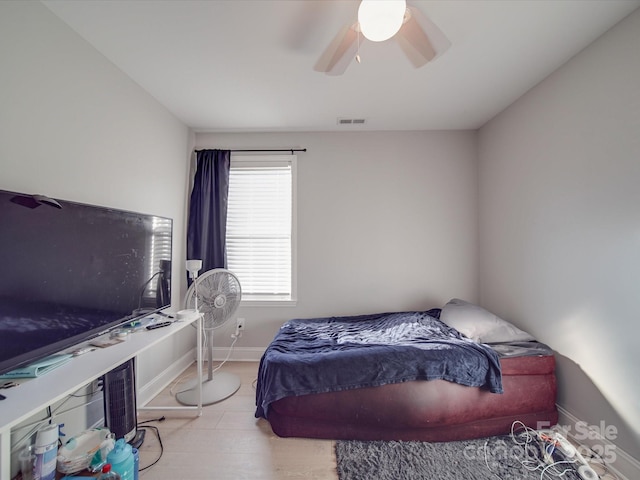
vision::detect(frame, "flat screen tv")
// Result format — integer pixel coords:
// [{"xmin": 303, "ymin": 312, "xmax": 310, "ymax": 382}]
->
[{"xmin": 0, "ymin": 189, "xmax": 173, "ymax": 376}]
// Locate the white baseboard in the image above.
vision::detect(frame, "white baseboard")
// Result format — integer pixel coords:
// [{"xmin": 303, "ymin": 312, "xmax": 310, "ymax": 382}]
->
[
  {"xmin": 137, "ymin": 346, "xmax": 263, "ymax": 406},
  {"xmin": 137, "ymin": 348, "xmax": 196, "ymax": 406},
  {"xmin": 210, "ymin": 346, "xmax": 265, "ymax": 362},
  {"xmin": 557, "ymin": 405, "xmax": 640, "ymax": 480}
]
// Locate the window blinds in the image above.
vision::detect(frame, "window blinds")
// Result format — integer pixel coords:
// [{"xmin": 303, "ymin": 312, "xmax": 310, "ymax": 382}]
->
[
  {"xmin": 147, "ymin": 216, "xmax": 172, "ymax": 297},
  {"xmin": 226, "ymin": 158, "xmax": 293, "ymax": 299}
]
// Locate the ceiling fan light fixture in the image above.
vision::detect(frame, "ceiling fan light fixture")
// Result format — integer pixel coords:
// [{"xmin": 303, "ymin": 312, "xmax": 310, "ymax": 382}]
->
[{"xmin": 358, "ymin": 0, "xmax": 407, "ymax": 42}]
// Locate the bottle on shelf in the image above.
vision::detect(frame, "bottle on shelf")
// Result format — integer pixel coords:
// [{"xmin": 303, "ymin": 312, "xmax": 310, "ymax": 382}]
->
[
  {"xmin": 33, "ymin": 423, "xmax": 58, "ymax": 480},
  {"xmin": 106, "ymin": 439, "xmax": 134, "ymax": 480},
  {"xmin": 98, "ymin": 463, "xmax": 121, "ymax": 480}
]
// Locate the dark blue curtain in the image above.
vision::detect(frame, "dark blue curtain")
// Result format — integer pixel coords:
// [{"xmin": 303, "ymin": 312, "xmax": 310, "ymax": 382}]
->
[{"xmin": 186, "ymin": 149, "xmax": 231, "ymax": 277}]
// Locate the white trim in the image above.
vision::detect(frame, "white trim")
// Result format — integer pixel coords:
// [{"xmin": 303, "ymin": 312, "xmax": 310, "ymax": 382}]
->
[
  {"xmin": 240, "ymin": 299, "xmax": 297, "ymax": 307},
  {"xmin": 211, "ymin": 347, "xmax": 265, "ymax": 363},
  {"xmin": 166, "ymin": 346, "xmax": 265, "ymax": 365},
  {"xmin": 557, "ymin": 405, "xmax": 640, "ymax": 480},
  {"xmin": 290, "ymin": 153, "xmax": 298, "ymax": 303},
  {"xmin": 137, "ymin": 348, "xmax": 196, "ymax": 406},
  {"xmin": 228, "ymin": 154, "xmax": 297, "ymax": 303}
]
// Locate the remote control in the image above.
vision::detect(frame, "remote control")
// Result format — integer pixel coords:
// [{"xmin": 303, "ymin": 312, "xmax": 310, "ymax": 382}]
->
[
  {"xmin": 146, "ymin": 321, "xmax": 172, "ymax": 330},
  {"xmin": 71, "ymin": 347, "xmax": 95, "ymax": 356}
]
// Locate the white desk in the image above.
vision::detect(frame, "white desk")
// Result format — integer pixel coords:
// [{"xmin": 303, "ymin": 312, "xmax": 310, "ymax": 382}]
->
[{"xmin": 0, "ymin": 312, "xmax": 202, "ymax": 479}]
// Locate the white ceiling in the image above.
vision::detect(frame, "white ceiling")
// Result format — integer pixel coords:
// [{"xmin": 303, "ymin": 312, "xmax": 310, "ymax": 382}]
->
[{"xmin": 42, "ymin": 0, "xmax": 639, "ymax": 132}]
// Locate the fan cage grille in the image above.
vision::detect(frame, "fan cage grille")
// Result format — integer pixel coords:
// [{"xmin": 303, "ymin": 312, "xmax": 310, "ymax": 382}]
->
[{"xmin": 185, "ymin": 269, "xmax": 242, "ymax": 329}]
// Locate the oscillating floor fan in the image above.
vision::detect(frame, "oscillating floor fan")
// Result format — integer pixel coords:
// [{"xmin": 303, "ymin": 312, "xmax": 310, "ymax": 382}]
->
[{"xmin": 176, "ymin": 268, "xmax": 242, "ymax": 406}]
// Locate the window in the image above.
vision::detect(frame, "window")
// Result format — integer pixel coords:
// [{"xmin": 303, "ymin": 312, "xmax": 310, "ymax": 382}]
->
[
  {"xmin": 142, "ymin": 216, "xmax": 172, "ymax": 306},
  {"xmin": 226, "ymin": 155, "xmax": 297, "ymax": 304}
]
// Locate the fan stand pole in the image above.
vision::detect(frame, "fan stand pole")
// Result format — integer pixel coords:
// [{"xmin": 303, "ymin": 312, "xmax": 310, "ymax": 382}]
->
[
  {"xmin": 207, "ymin": 329, "xmax": 214, "ymax": 381},
  {"xmin": 176, "ymin": 328, "xmax": 241, "ymax": 407}
]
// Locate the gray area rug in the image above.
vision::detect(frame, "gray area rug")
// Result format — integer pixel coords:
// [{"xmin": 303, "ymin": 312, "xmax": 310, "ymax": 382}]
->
[{"xmin": 335, "ymin": 436, "xmax": 583, "ymax": 480}]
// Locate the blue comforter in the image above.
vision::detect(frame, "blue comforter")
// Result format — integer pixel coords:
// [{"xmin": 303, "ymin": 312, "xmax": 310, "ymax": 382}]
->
[{"xmin": 255, "ymin": 310, "xmax": 503, "ymax": 418}]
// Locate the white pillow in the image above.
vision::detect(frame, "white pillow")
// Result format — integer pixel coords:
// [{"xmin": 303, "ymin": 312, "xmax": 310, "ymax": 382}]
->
[{"xmin": 440, "ymin": 298, "xmax": 535, "ymax": 343}]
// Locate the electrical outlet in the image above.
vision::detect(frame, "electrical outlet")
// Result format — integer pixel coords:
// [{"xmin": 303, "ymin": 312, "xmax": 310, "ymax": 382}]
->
[
  {"xmin": 236, "ymin": 318, "xmax": 245, "ymax": 330},
  {"xmin": 234, "ymin": 318, "xmax": 245, "ymax": 337}
]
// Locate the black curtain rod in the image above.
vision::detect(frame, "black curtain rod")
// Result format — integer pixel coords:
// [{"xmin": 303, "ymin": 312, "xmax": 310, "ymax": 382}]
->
[{"xmin": 195, "ymin": 148, "xmax": 306, "ymax": 154}]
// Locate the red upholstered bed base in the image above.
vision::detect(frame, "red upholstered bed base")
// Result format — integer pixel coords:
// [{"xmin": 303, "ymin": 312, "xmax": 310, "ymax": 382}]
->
[{"xmin": 266, "ymin": 348, "xmax": 558, "ymax": 442}]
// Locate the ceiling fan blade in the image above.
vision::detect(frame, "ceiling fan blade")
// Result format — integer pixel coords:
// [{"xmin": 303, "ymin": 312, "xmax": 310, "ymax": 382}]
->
[
  {"xmin": 395, "ymin": 6, "xmax": 451, "ymax": 68},
  {"xmin": 314, "ymin": 24, "xmax": 358, "ymax": 76}
]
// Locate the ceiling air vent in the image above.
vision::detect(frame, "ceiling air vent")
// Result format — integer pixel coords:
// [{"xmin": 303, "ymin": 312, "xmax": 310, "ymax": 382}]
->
[{"xmin": 337, "ymin": 118, "xmax": 366, "ymax": 125}]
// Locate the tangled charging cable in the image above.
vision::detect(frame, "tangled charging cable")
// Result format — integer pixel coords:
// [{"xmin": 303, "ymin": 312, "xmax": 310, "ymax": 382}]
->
[{"xmin": 506, "ymin": 421, "xmax": 599, "ymax": 480}]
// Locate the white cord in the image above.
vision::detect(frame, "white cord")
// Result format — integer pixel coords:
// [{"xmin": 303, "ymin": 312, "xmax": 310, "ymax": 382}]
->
[
  {"xmin": 483, "ymin": 440, "xmax": 506, "ymax": 480},
  {"xmin": 210, "ymin": 334, "xmax": 238, "ymax": 375},
  {"xmin": 11, "ymin": 382, "xmax": 98, "ymax": 452},
  {"xmin": 171, "ymin": 331, "xmax": 238, "ymax": 395},
  {"xmin": 539, "ymin": 460, "xmax": 576, "ymax": 480},
  {"xmin": 477, "ymin": 420, "xmax": 599, "ymax": 480}
]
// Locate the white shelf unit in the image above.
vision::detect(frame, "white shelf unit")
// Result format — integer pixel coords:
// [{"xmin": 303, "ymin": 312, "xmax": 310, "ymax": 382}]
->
[{"xmin": 0, "ymin": 311, "xmax": 202, "ymax": 479}]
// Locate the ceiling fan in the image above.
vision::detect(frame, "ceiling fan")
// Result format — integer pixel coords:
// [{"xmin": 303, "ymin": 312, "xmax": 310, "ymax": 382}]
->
[{"xmin": 314, "ymin": 0, "xmax": 450, "ymax": 76}]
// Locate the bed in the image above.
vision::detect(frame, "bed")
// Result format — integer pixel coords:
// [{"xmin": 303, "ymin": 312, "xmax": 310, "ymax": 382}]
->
[{"xmin": 255, "ymin": 299, "xmax": 558, "ymax": 442}]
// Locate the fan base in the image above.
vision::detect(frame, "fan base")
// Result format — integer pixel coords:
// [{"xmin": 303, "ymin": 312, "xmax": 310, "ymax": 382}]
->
[{"xmin": 175, "ymin": 372, "xmax": 241, "ymax": 406}]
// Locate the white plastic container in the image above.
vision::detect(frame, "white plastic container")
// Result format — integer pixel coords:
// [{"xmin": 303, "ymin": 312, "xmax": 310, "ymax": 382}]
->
[
  {"xmin": 33, "ymin": 424, "xmax": 58, "ymax": 480},
  {"xmin": 18, "ymin": 444, "xmax": 35, "ymax": 480},
  {"xmin": 56, "ymin": 427, "xmax": 112, "ymax": 474}
]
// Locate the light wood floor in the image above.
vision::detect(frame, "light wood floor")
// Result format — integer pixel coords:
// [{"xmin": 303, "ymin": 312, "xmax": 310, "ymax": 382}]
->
[
  {"xmin": 136, "ymin": 361, "xmax": 623, "ymax": 480},
  {"xmin": 137, "ymin": 362, "xmax": 338, "ymax": 480}
]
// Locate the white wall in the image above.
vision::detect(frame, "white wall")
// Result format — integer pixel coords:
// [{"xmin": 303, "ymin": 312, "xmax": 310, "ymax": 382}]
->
[
  {"xmin": 478, "ymin": 8, "xmax": 640, "ymax": 461},
  {"xmin": 0, "ymin": 0, "xmax": 192, "ymax": 405},
  {"xmin": 196, "ymin": 130, "xmax": 478, "ymax": 351}
]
